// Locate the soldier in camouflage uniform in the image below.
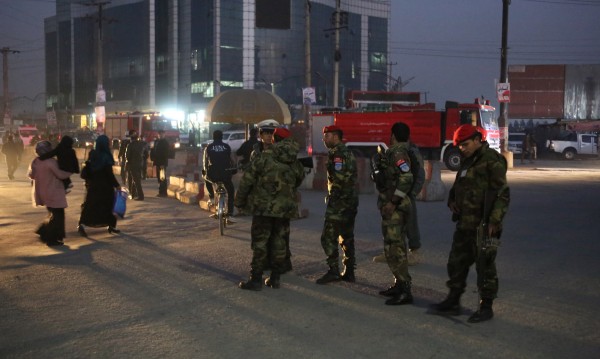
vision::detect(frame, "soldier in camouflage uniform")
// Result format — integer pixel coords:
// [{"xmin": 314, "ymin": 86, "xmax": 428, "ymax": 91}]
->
[
  {"xmin": 315, "ymin": 126, "xmax": 359, "ymax": 284},
  {"xmin": 375, "ymin": 122, "xmax": 415, "ymax": 305},
  {"xmin": 433, "ymin": 124, "xmax": 510, "ymax": 323},
  {"xmin": 235, "ymin": 128, "xmax": 305, "ymax": 291}
]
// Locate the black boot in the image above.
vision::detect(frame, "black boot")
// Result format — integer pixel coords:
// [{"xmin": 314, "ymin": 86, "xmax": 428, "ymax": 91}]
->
[
  {"xmin": 239, "ymin": 272, "xmax": 263, "ymax": 291},
  {"xmin": 432, "ymin": 289, "xmax": 462, "ymax": 315},
  {"xmin": 379, "ymin": 280, "xmax": 401, "ymax": 297},
  {"xmin": 468, "ymin": 298, "xmax": 494, "ymax": 323},
  {"xmin": 340, "ymin": 265, "xmax": 355, "ymax": 283},
  {"xmin": 77, "ymin": 225, "xmax": 87, "ymax": 237},
  {"xmin": 385, "ymin": 281, "xmax": 414, "ymax": 305},
  {"xmin": 316, "ymin": 267, "xmax": 341, "ymax": 284},
  {"xmin": 265, "ymin": 272, "xmax": 281, "ymax": 289}
]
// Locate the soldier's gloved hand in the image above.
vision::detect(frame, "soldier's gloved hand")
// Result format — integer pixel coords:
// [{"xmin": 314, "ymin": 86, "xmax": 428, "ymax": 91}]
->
[{"xmin": 381, "ymin": 201, "xmax": 396, "ymax": 219}]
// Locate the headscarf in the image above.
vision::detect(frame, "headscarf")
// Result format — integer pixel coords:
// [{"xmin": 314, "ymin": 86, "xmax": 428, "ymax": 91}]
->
[
  {"xmin": 88, "ymin": 135, "xmax": 115, "ymax": 171},
  {"xmin": 35, "ymin": 141, "xmax": 53, "ymax": 156}
]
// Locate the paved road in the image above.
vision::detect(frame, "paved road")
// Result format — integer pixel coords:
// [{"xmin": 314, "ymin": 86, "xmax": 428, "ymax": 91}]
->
[{"xmin": 1, "ymin": 157, "xmax": 599, "ymax": 358}]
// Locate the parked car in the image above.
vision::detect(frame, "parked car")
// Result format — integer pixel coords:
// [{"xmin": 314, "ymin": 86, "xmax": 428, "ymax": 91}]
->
[
  {"xmin": 200, "ymin": 130, "xmax": 246, "ymax": 152},
  {"xmin": 546, "ymin": 132, "xmax": 598, "ymax": 160},
  {"xmin": 508, "ymin": 132, "xmax": 525, "ymax": 154}
]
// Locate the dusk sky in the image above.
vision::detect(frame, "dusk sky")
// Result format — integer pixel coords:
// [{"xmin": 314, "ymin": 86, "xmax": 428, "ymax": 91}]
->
[{"xmin": 1, "ymin": 0, "xmax": 599, "ymax": 112}]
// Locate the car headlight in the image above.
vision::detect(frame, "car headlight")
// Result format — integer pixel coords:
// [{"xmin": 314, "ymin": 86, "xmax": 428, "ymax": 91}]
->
[{"xmin": 174, "ymin": 142, "xmax": 181, "ymax": 149}]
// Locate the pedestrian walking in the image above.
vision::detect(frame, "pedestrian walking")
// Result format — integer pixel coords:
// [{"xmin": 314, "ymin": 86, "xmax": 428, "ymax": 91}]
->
[
  {"xmin": 235, "ymin": 127, "xmax": 305, "ymax": 290},
  {"xmin": 28, "ymin": 141, "xmax": 72, "ymax": 246},
  {"xmin": 38, "ymin": 135, "xmax": 80, "ymax": 192},
  {"xmin": 432, "ymin": 124, "xmax": 510, "ymax": 323},
  {"xmin": 373, "ymin": 122, "xmax": 415, "ymax": 305},
  {"xmin": 151, "ymin": 130, "xmax": 170, "ymax": 197},
  {"xmin": 118, "ymin": 133, "xmax": 131, "ymax": 186},
  {"xmin": 77, "ymin": 135, "xmax": 122, "ymax": 236},
  {"xmin": 2, "ymin": 134, "xmax": 20, "ymax": 180},
  {"xmin": 315, "ymin": 125, "xmax": 359, "ymax": 284},
  {"xmin": 125, "ymin": 131, "xmax": 145, "ymax": 200},
  {"xmin": 521, "ymin": 131, "xmax": 536, "ymax": 164}
]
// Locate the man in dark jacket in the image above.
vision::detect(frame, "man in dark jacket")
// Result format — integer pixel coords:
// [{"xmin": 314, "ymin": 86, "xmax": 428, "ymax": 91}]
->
[
  {"xmin": 203, "ymin": 130, "xmax": 235, "ymax": 216},
  {"xmin": 151, "ymin": 130, "xmax": 170, "ymax": 197},
  {"xmin": 125, "ymin": 131, "xmax": 145, "ymax": 200},
  {"xmin": 236, "ymin": 127, "xmax": 259, "ymax": 170}
]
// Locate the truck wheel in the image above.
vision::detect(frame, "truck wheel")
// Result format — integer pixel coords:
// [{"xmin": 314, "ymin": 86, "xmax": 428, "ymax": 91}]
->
[
  {"xmin": 563, "ymin": 148, "xmax": 576, "ymax": 160},
  {"xmin": 444, "ymin": 148, "xmax": 461, "ymax": 171}
]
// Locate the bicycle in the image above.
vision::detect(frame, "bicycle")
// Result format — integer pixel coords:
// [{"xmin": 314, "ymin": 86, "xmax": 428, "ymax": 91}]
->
[{"xmin": 204, "ymin": 167, "xmax": 238, "ymax": 236}]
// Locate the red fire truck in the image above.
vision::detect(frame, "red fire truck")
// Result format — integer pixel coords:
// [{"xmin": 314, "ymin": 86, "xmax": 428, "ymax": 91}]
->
[
  {"xmin": 309, "ymin": 94, "xmax": 500, "ymax": 171},
  {"xmin": 103, "ymin": 112, "xmax": 181, "ymax": 148}
]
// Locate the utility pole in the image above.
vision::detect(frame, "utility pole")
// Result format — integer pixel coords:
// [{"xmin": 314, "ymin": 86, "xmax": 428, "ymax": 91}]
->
[
  {"xmin": 1, "ymin": 47, "xmax": 20, "ymax": 129},
  {"xmin": 499, "ymin": 0, "xmax": 510, "ymax": 153},
  {"xmin": 84, "ymin": 1, "xmax": 111, "ymax": 132},
  {"xmin": 333, "ymin": 0, "xmax": 340, "ymax": 108}
]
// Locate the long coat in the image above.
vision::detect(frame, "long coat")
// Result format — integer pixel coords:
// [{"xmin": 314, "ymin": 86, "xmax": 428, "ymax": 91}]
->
[
  {"xmin": 28, "ymin": 157, "xmax": 72, "ymax": 208},
  {"xmin": 79, "ymin": 163, "xmax": 120, "ymax": 227}
]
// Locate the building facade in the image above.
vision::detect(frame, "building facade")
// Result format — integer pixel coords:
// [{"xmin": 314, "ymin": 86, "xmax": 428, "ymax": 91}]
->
[{"xmin": 45, "ymin": 0, "xmax": 391, "ymax": 125}]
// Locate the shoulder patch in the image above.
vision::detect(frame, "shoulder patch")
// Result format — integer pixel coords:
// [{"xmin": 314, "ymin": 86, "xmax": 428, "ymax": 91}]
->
[
  {"xmin": 333, "ymin": 156, "xmax": 343, "ymax": 171},
  {"xmin": 396, "ymin": 159, "xmax": 410, "ymax": 173}
]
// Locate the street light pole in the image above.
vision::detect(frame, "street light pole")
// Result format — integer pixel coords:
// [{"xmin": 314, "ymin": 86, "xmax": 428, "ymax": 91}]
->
[{"xmin": 499, "ymin": 0, "xmax": 510, "ymax": 153}]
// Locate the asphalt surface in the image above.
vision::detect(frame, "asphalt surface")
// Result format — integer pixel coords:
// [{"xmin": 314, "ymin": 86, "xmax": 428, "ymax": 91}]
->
[{"xmin": 1, "ymin": 156, "xmax": 599, "ymax": 358}]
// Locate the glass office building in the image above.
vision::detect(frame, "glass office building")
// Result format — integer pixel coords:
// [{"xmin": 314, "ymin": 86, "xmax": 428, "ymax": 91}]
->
[{"xmin": 45, "ymin": 0, "xmax": 390, "ymax": 122}]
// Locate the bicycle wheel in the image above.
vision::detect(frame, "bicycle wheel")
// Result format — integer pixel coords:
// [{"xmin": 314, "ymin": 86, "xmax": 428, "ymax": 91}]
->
[{"xmin": 218, "ymin": 196, "xmax": 225, "ymax": 235}]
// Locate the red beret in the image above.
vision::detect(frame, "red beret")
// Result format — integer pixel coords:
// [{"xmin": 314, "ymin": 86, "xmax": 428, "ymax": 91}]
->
[
  {"xmin": 273, "ymin": 127, "xmax": 291, "ymax": 139},
  {"xmin": 323, "ymin": 125, "xmax": 341, "ymax": 134},
  {"xmin": 453, "ymin": 124, "xmax": 487, "ymax": 146}
]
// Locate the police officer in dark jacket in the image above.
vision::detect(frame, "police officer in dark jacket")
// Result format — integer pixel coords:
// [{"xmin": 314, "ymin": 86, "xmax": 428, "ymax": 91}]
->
[
  {"xmin": 236, "ymin": 127, "xmax": 259, "ymax": 170},
  {"xmin": 203, "ymin": 130, "xmax": 235, "ymax": 216}
]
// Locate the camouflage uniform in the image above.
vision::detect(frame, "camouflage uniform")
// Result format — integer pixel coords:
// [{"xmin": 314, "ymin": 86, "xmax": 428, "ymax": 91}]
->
[
  {"xmin": 447, "ymin": 142, "xmax": 510, "ymax": 299},
  {"xmin": 377, "ymin": 142, "xmax": 413, "ymax": 284},
  {"xmin": 235, "ymin": 137, "xmax": 305, "ymax": 279},
  {"xmin": 320, "ymin": 142, "xmax": 359, "ymax": 273}
]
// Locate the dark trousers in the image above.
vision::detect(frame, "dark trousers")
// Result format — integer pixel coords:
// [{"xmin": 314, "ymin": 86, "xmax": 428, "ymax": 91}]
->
[
  {"xmin": 36, "ymin": 207, "xmax": 65, "ymax": 244},
  {"xmin": 406, "ymin": 194, "xmax": 421, "ymax": 250},
  {"xmin": 156, "ymin": 165, "xmax": 167, "ymax": 195},
  {"xmin": 127, "ymin": 167, "xmax": 144, "ymax": 200},
  {"xmin": 205, "ymin": 178, "xmax": 234, "ymax": 214},
  {"xmin": 250, "ymin": 216, "xmax": 289, "ymax": 274},
  {"xmin": 446, "ymin": 229, "xmax": 499, "ymax": 298}
]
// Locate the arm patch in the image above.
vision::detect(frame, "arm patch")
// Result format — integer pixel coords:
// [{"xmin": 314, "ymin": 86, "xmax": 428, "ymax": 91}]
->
[
  {"xmin": 396, "ymin": 159, "xmax": 410, "ymax": 173},
  {"xmin": 333, "ymin": 156, "xmax": 343, "ymax": 171}
]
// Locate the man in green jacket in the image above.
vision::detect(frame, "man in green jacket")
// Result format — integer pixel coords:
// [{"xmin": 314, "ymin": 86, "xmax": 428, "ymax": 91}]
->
[
  {"xmin": 235, "ymin": 128, "xmax": 305, "ymax": 290},
  {"xmin": 433, "ymin": 124, "xmax": 510, "ymax": 323}
]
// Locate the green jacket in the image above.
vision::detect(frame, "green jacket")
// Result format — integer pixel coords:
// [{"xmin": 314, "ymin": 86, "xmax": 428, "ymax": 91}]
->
[
  {"xmin": 235, "ymin": 138, "xmax": 305, "ymax": 218},
  {"xmin": 448, "ymin": 142, "xmax": 510, "ymax": 230},
  {"xmin": 376, "ymin": 142, "xmax": 413, "ymax": 214},
  {"xmin": 325, "ymin": 142, "xmax": 358, "ymax": 219}
]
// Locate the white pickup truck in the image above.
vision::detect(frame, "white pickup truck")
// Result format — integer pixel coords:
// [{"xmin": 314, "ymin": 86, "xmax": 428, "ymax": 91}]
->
[{"xmin": 546, "ymin": 133, "xmax": 598, "ymax": 160}]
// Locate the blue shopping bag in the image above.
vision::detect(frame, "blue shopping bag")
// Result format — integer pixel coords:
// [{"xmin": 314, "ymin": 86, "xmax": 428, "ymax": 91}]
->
[{"xmin": 113, "ymin": 187, "xmax": 128, "ymax": 219}]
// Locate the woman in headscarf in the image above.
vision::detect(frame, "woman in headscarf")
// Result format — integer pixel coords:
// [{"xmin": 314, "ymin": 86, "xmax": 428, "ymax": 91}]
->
[
  {"xmin": 28, "ymin": 140, "xmax": 72, "ymax": 246},
  {"xmin": 78, "ymin": 135, "xmax": 121, "ymax": 236}
]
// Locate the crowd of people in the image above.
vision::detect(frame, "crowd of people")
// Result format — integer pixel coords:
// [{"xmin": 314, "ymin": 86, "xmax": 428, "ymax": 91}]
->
[{"xmin": 17, "ymin": 119, "xmax": 510, "ymax": 324}]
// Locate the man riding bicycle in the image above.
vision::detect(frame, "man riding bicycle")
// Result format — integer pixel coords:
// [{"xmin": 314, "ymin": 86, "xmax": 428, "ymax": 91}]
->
[{"xmin": 203, "ymin": 130, "xmax": 236, "ymax": 218}]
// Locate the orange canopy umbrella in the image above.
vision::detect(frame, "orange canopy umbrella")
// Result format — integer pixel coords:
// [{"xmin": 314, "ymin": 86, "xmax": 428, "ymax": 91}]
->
[{"xmin": 205, "ymin": 89, "xmax": 291, "ymax": 124}]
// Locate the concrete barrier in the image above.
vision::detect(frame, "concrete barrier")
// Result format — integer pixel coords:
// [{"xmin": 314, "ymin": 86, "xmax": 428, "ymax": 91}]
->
[
  {"xmin": 417, "ymin": 160, "xmax": 447, "ymax": 202},
  {"xmin": 167, "ymin": 176, "xmax": 185, "ymax": 199}
]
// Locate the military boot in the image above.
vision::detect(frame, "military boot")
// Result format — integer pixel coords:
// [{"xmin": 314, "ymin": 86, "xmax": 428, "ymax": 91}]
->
[
  {"xmin": 432, "ymin": 289, "xmax": 462, "ymax": 315},
  {"xmin": 379, "ymin": 280, "xmax": 401, "ymax": 297},
  {"xmin": 341, "ymin": 245, "xmax": 356, "ymax": 282},
  {"xmin": 385, "ymin": 281, "xmax": 414, "ymax": 305},
  {"xmin": 467, "ymin": 298, "xmax": 494, "ymax": 323},
  {"xmin": 316, "ymin": 267, "xmax": 341, "ymax": 285},
  {"xmin": 239, "ymin": 271, "xmax": 262, "ymax": 291},
  {"xmin": 340, "ymin": 266, "xmax": 355, "ymax": 283},
  {"xmin": 264, "ymin": 272, "xmax": 281, "ymax": 289}
]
